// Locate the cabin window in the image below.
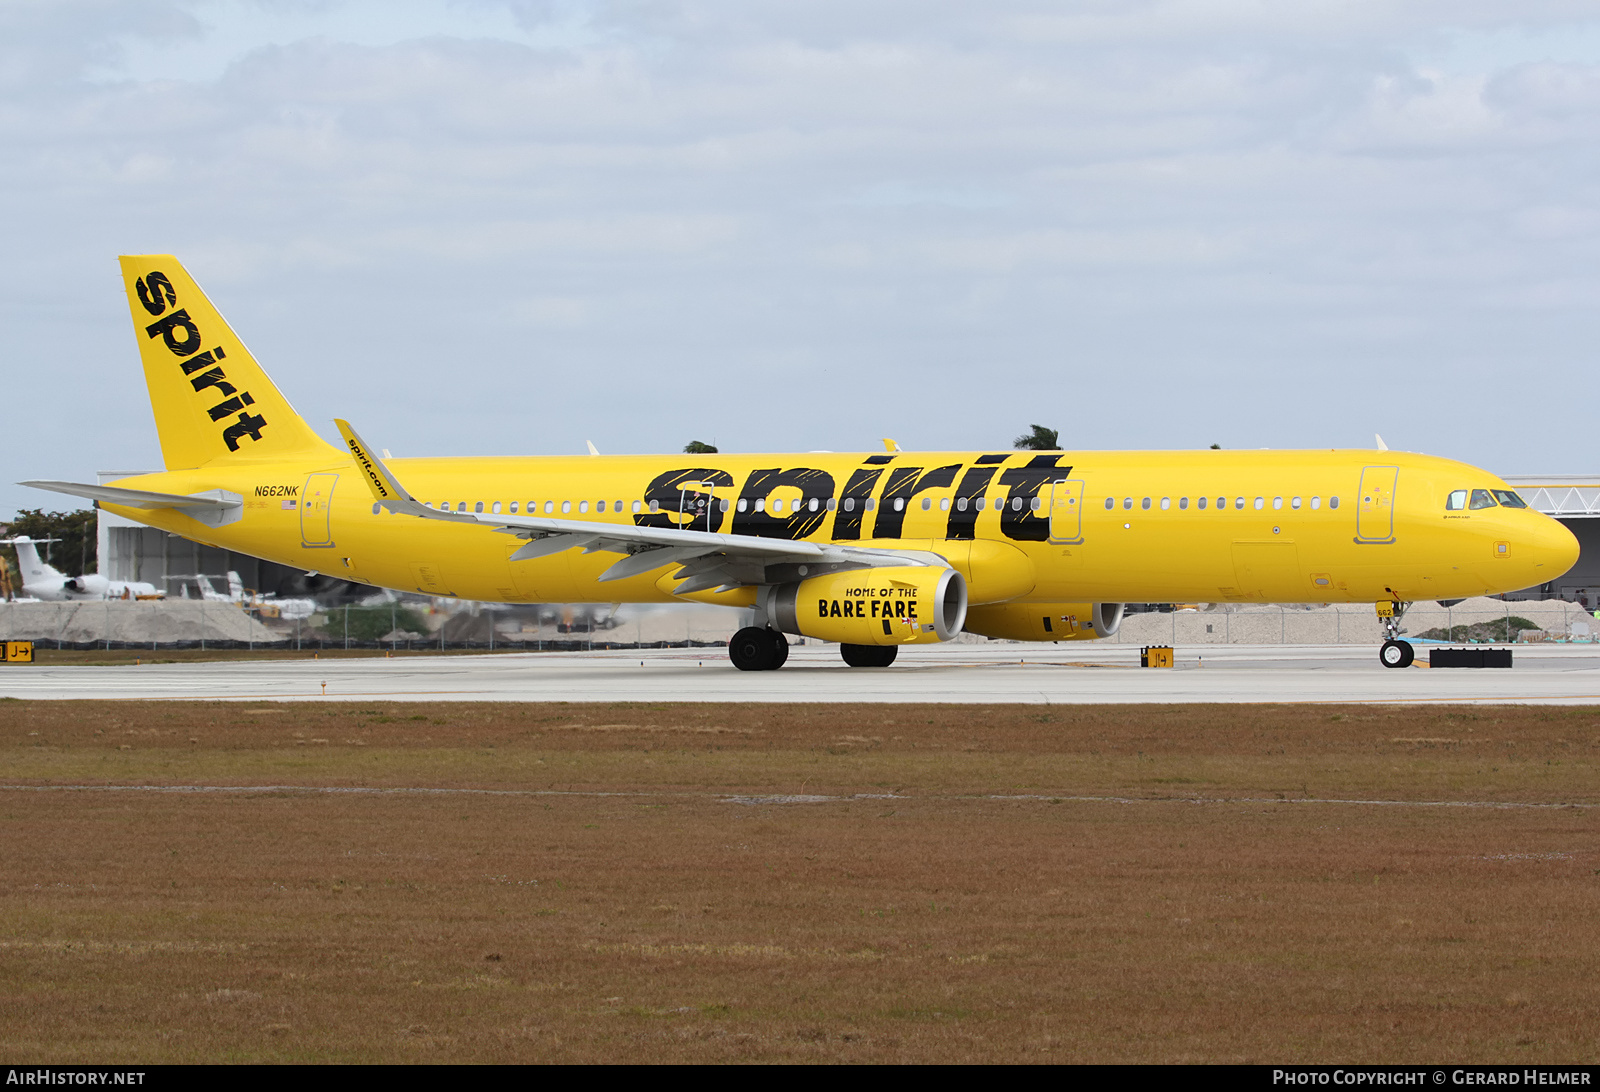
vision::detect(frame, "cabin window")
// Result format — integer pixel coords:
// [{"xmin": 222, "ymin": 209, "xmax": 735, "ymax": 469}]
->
[
  {"xmin": 544, "ymin": 500, "xmax": 556, "ymax": 514},
  {"xmin": 473, "ymin": 502, "xmax": 484, "ymax": 513},
  {"xmin": 1178, "ymin": 497, "xmax": 1188, "ymax": 510},
  {"xmin": 528, "ymin": 501, "xmax": 537, "ymax": 512},
  {"xmin": 921, "ymin": 497, "xmax": 931, "ymax": 511},
  {"xmin": 1310, "ymin": 496, "xmax": 1320, "ymax": 510},
  {"xmin": 562, "ymin": 500, "xmax": 573, "ymax": 514},
  {"xmin": 720, "ymin": 498, "xmax": 731, "ymax": 512},
  {"xmin": 1216, "ymin": 497, "xmax": 1226, "ymax": 509},
  {"xmin": 1030, "ymin": 496, "xmax": 1042, "ymax": 511},
  {"xmin": 1197, "ymin": 496, "xmax": 1207, "ymax": 510},
  {"xmin": 811, "ymin": 498, "xmax": 821, "ymax": 512},
  {"xmin": 595, "ymin": 500, "xmax": 606, "ymax": 513},
  {"xmin": 648, "ymin": 499, "xmax": 659, "ymax": 513},
  {"xmin": 1253, "ymin": 497, "xmax": 1264, "ymax": 511},
  {"xmin": 1272, "ymin": 497, "xmax": 1282, "ymax": 510},
  {"xmin": 958, "ymin": 497, "xmax": 969, "ymax": 511},
  {"xmin": 1141, "ymin": 497, "xmax": 1151, "ymax": 510},
  {"xmin": 1494, "ymin": 490, "xmax": 1527, "ymax": 509},
  {"xmin": 1160, "ymin": 497, "xmax": 1170, "ymax": 510},
  {"xmin": 865, "ymin": 498, "xmax": 876, "ymax": 511},
  {"xmin": 737, "ymin": 498, "xmax": 748, "ymax": 512},
  {"xmin": 1469, "ymin": 488, "xmax": 1497, "ymax": 510},
  {"xmin": 1012, "ymin": 497, "xmax": 1023, "ymax": 511},
  {"xmin": 891, "ymin": 497, "xmax": 903, "ymax": 512},
  {"xmin": 1123, "ymin": 497, "xmax": 1133, "ymax": 510},
  {"xmin": 768, "ymin": 498, "xmax": 781, "ymax": 513},
  {"xmin": 842, "ymin": 498, "xmax": 854, "ymax": 512},
  {"xmin": 578, "ymin": 501, "xmax": 589, "ymax": 514},
  {"xmin": 1104, "ymin": 498, "xmax": 1113, "ymax": 510},
  {"xmin": 1329, "ymin": 496, "xmax": 1340, "ymax": 509},
  {"xmin": 371, "ymin": 502, "xmax": 381, "ymax": 515},
  {"xmin": 827, "ymin": 498, "xmax": 837, "ymax": 511},
  {"xmin": 509, "ymin": 502, "xmax": 518, "ymax": 514},
  {"xmin": 1235, "ymin": 497, "xmax": 1245, "ymax": 510},
  {"xmin": 1446, "ymin": 490, "xmax": 1467, "ymax": 511},
  {"xmin": 1290, "ymin": 497, "xmax": 1301, "ymax": 510},
  {"xmin": 632, "ymin": 500, "xmax": 642, "ymax": 513},
  {"xmin": 492, "ymin": 501, "xmax": 502, "ymax": 514},
  {"xmin": 940, "ymin": 497, "xmax": 950, "ymax": 511}
]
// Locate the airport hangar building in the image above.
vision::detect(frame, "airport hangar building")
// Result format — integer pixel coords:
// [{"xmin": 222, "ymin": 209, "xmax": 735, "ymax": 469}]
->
[{"xmin": 90, "ymin": 471, "xmax": 1600, "ymax": 609}]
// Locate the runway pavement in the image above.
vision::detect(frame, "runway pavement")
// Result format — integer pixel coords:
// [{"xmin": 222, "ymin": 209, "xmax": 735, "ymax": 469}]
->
[{"xmin": 4, "ymin": 643, "xmax": 1600, "ymax": 703}]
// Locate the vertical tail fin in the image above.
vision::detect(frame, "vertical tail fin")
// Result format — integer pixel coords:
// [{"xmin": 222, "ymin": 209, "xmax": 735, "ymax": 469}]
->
[
  {"xmin": 118, "ymin": 256, "xmax": 339, "ymax": 469},
  {"xmin": 2, "ymin": 537, "xmax": 59, "ymax": 589}
]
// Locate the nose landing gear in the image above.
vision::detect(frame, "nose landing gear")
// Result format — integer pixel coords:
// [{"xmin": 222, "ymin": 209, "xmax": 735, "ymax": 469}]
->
[
  {"xmin": 1380, "ymin": 639, "xmax": 1414, "ymax": 668},
  {"xmin": 1376, "ymin": 597, "xmax": 1414, "ymax": 668}
]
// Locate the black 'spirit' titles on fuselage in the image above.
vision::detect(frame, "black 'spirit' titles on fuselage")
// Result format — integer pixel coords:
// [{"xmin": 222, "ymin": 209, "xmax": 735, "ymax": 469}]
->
[
  {"xmin": 636, "ymin": 468, "xmax": 735, "ymax": 532},
  {"xmin": 730, "ymin": 468, "xmax": 836, "ymax": 540},
  {"xmin": 871, "ymin": 463, "xmax": 961, "ymax": 539},
  {"xmin": 624, "ymin": 455, "xmax": 1074, "ymax": 544},
  {"xmin": 998, "ymin": 455, "xmax": 1067, "ymax": 542},
  {"xmin": 136, "ymin": 272, "xmax": 268, "ymax": 453}
]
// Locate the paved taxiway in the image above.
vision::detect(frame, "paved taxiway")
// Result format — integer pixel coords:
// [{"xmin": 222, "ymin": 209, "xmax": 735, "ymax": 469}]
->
[{"xmin": 4, "ymin": 643, "xmax": 1600, "ymax": 703}]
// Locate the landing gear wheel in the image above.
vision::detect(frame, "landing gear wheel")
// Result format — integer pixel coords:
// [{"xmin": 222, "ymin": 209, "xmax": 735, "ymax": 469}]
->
[
  {"xmin": 770, "ymin": 632, "xmax": 790, "ymax": 669},
  {"xmin": 730, "ymin": 627, "xmax": 776, "ymax": 671},
  {"xmin": 841, "ymin": 643, "xmax": 898, "ymax": 668},
  {"xmin": 1379, "ymin": 639, "xmax": 1414, "ymax": 669}
]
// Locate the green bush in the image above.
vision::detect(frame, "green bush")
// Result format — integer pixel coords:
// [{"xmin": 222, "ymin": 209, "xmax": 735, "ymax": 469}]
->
[{"xmin": 320, "ymin": 605, "xmax": 430, "ymax": 642}]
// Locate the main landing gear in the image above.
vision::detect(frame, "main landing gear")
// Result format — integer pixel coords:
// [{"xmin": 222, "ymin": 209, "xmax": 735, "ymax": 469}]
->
[
  {"xmin": 840, "ymin": 643, "xmax": 897, "ymax": 668},
  {"xmin": 727, "ymin": 630, "xmax": 900, "ymax": 670},
  {"xmin": 1376, "ymin": 596, "xmax": 1414, "ymax": 669},
  {"xmin": 729, "ymin": 627, "xmax": 790, "ymax": 672}
]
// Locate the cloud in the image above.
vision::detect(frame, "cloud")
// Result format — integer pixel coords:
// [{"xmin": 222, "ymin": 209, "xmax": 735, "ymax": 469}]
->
[{"xmin": 5, "ymin": 0, "xmax": 1600, "ymax": 510}]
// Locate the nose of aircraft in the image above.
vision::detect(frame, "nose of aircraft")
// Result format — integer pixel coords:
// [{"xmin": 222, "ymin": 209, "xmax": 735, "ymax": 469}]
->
[{"xmin": 1527, "ymin": 514, "xmax": 1580, "ymax": 584}]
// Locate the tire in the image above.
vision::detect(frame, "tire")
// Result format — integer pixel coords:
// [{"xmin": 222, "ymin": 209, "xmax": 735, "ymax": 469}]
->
[
  {"xmin": 769, "ymin": 631, "xmax": 790, "ymax": 669},
  {"xmin": 730, "ymin": 627, "xmax": 775, "ymax": 671},
  {"xmin": 1379, "ymin": 639, "xmax": 1414, "ymax": 669},
  {"xmin": 841, "ymin": 643, "xmax": 898, "ymax": 668}
]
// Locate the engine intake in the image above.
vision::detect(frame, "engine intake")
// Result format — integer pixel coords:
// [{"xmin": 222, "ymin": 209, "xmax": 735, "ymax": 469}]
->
[{"xmin": 765, "ymin": 566, "xmax": 968, "ymax": 645}]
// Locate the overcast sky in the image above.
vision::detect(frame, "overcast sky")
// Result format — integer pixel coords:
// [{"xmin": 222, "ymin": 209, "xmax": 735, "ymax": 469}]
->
[{"xmin": 4, "ymin": 0, "xmax": 1600, "ymax": 516}]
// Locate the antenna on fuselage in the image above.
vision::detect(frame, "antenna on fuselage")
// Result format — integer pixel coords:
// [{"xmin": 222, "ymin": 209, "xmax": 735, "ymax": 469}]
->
[{"xmin": 1375, "ymin": 434, "xmax": 1389, "ymax": 452}]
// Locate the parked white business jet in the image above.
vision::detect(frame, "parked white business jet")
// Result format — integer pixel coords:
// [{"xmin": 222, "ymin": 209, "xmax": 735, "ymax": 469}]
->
[{"xmin": 2, "ymin": 537, "xmax": 163, "ymax": 601}]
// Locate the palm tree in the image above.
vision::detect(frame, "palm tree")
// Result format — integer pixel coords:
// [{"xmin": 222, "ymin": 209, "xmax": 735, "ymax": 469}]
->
[
  {"xmin": 1013, "ymin": 424, "xmax": 1059, "ymax": 451},
  {"xmin": 683, "ymin": 440, "xmax": 719, "ymax": 454}
]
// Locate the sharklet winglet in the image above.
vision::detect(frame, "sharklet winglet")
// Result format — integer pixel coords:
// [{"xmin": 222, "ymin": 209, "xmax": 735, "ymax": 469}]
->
[{"xmin": 334, "ymin": 419, "xmax": 470, "ymax": 522}]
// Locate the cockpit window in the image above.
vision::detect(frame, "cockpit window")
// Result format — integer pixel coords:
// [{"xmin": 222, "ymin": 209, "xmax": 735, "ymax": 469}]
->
[
  {"xmin": 1445, "ymin": 489, "xmax": 1467, "ymax": 511},
  {"xmin": 1469, "ymin": 488, "xmax": 1497, "ymax": 510},
  {"xmin": 1492, "ymin": 490, "xmax": 1527, "ymax": 509}
]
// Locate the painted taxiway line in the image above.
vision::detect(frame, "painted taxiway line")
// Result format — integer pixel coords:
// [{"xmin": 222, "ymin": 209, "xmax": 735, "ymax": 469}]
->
[{"xmin": 0, "ymin": 783, "xmax": 1590, "ymax": 811}]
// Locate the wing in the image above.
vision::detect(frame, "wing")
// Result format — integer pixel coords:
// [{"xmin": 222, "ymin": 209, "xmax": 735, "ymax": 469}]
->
[{"xmin": 335, "ymin": 420, "xmax": 944, "ymax": 594}]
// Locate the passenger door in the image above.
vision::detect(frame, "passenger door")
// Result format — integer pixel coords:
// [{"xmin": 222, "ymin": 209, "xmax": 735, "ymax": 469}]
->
[
  {"xmin": 1356, "ymin": 466, "xmax": 1399, "ymax": 543},
  {"xmin": 301, "ymin": 473, "xmax": 338, "ymax": 548},
  {"xmin": 1049, "ymin": 479, "xmax": 1084, "ymax": 544}
]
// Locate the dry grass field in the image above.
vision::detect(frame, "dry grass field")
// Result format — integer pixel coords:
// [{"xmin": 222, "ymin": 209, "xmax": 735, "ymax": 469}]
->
[{"xmin": 0, "ymin": 699, "xmax": 1596, "ymax": 1063}]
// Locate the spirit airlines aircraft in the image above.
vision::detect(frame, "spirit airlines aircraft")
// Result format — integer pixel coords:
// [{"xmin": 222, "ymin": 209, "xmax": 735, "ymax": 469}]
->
[{"xmin": 20, "ymin": 257, "xmax": 1581, "ymax": 670}]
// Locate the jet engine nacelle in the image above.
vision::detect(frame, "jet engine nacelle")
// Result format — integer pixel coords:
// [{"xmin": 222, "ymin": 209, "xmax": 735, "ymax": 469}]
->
[
  {"xmin": 64, "ymin": 574, "xmax": 109, "ymax": 597},
  {"xmin": 765, "ymin": 566, "xmax": 968, "ymax": 646},
  {"xmin": 963, "ymin": 601, "xmax": 1125, "ymax": 642}
]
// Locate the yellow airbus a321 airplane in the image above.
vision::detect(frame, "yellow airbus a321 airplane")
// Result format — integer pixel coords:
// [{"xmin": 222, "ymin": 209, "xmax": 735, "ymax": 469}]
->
[{"xmin": 22, "ymin": 256, "xmax": 1581, "ymax": 671}]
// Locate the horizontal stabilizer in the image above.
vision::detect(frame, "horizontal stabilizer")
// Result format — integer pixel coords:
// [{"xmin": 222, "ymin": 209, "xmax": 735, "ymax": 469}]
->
[{"xmin": 20, "ymin": 480, "xmax": 237, "ymax": 510}]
